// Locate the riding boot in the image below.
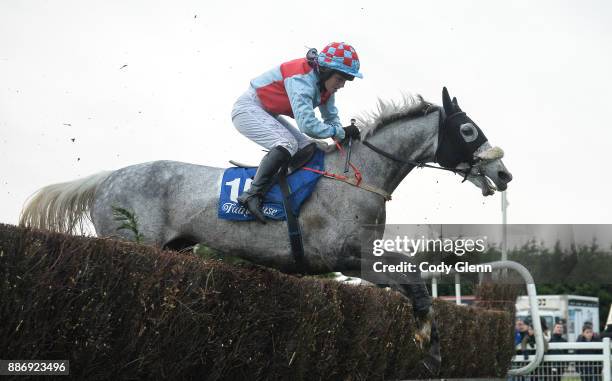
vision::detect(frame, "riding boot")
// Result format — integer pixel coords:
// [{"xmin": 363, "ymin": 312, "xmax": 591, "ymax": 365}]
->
[{"xmin": 237, "ymin": 146, "xmax": 291, "ymax": 224}]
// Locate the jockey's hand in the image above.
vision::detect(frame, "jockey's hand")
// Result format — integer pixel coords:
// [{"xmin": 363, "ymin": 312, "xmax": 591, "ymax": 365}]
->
[{"xmin": 343, "ymin": 124, "xmax": 361, "ymax": 141}]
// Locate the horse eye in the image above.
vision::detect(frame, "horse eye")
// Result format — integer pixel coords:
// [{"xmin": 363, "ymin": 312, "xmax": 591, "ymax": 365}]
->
[{"xmin": 460, "ymin": 123, "xmax": 478, "ymax": 142}]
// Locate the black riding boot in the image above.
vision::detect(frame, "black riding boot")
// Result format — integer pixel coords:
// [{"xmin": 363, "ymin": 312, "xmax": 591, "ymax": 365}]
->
[{"xmin": 237, "ymin": 146, "xmax": 291, "ymax": 224}]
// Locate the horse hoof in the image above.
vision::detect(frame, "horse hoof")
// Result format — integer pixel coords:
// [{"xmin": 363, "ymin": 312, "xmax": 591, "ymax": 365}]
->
[
  {"xmin": 422, "ymin": 351, "xmax": 442, "ymax": 376},
  {"xmin": 413, "ymin": 331, "xmax": 428, "ymax": 350},
  {"xmin": 414, "ymin": 309, "xmax": 433, "ymax": 348},
  {"xmin": 421, "ymin": 320, "xmax": 442, "ymax": 376}
]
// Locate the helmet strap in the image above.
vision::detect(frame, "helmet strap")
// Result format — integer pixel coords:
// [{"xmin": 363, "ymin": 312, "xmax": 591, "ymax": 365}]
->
[{"xmin": 306, "ymin": 48, "xmax": 319, "ymax": 73}]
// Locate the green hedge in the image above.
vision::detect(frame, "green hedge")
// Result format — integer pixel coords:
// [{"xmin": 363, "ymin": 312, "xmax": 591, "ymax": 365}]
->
[{"xmin": 0, "ymin": 223, "xmax": 514, "ymax": 380}]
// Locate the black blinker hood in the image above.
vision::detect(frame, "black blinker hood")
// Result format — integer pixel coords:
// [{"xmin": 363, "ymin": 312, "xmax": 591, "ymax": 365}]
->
[{"xmin": 435, "ymin": 87, "xmax": 488, "ymax": 168}]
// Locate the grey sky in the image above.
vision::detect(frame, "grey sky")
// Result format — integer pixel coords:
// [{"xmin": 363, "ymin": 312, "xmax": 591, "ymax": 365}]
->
[{"xmin": 1, "ymin": 0, "xmax": 611, "ymax": 227}]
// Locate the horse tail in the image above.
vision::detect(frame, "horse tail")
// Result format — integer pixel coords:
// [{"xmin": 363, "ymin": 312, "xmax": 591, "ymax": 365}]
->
[{"xmin": 19, "ymin": 170, "xmax": 114, "ymax": 234}]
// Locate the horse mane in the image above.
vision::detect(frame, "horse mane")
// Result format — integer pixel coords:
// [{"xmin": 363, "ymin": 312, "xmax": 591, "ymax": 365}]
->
[
  {"xmin": 313, "ymin": 94, "xmax": 439, "ymax": 153},
  {"xmin": 354, "ymin": 94, "xmax": 438, "ymax": 139}
]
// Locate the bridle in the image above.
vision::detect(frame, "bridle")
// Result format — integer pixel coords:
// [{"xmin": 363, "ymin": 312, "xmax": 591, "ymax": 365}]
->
[
  {"xmin": 361, "ymin": 107, "xmax": 487, "ymax": 183},
  {"xmin": 304, "ymin": 102, "xmax": 494, "ymax": 202}
]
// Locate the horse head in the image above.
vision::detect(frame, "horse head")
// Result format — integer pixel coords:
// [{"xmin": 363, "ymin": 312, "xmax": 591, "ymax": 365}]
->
[{"xmin": 436, "ymin": 87, "xmax": 513, "ymax": 196}]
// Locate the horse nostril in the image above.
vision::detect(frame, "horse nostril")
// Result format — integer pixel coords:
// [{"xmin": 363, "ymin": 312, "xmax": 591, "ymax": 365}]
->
[{"xmin": 498, "ymin": 171, "xmax": 513, "ymax": 182}]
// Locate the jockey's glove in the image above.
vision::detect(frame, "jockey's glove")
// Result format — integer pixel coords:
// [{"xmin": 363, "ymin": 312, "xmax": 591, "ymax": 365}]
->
[{"xmin": 343, "ymin": 124, "xmax": 361, "ymax": 141}]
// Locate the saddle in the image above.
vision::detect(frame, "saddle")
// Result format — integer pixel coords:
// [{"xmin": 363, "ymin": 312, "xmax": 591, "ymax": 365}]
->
[
  {"xmin": 223, "ymin": 143, "xmax": 321, "ymax": 273},
  {"xmin": 219, "ymin": 144, "xmax": 324, "ymax": 220},
  {"xmin": 229, "ymin": 142, "xmax": 318, "ymax": 174}
]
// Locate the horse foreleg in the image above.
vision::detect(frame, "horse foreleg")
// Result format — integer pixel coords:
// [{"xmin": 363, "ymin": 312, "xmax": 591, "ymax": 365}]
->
[
  {"xmin": 358, "ymin": 251, "xmax": 441, "ymax": 375},
  {"xmin": 393, "ymin": 267, "xmax": 441, "ymax": 376}
]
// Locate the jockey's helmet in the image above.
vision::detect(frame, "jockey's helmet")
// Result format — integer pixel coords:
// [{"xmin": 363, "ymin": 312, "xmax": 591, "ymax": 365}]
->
[{"xmin": 317, "ymin": 42, "xmax": 363, "ymax": 80}]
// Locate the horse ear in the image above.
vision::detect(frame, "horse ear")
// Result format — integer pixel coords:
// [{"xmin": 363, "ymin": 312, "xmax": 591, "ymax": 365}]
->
[
  {"xmin": 452, "ymin": 96, "xmax": 462, "ymax": 111},
  {"xmin": 442, "ymin": 87, "xmax": 454, "ymax": 114}
]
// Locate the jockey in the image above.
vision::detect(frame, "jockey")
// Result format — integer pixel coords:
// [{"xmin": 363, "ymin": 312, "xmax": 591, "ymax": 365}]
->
[{"xmin": 231, "ymin": 42, "xmax": 363, "ymax": 223}]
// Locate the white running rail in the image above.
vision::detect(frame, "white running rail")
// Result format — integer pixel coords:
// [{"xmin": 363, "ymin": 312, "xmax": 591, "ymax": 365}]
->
[{"xmin": 421, "ymin": 260, "xmax": 545, "ymax": 375}]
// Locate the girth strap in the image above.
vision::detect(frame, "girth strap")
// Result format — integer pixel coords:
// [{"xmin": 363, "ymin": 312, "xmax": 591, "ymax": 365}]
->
[{"xmin": 277, "ymin": 166, "xmax": 306, "ymax": 273}]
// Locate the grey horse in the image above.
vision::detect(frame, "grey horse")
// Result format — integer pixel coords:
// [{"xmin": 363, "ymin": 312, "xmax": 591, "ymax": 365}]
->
[{"xmin": 20, "ymin": 87, "xmax": 512, "ymax": 374}]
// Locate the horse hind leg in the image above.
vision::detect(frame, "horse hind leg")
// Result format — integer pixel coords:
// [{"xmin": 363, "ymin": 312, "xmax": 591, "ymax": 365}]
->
[
  {"xmin": 162, "ymin": 234, "xmax": 200, "ymax": 253},
  {"xmin": 95, "ymin": 217, "xmax": 197, "ymax": 253},
  {"xmin": 93, "ymin": 200, "xmax": 202, "ymax": 252},
  {"xmin": 91, "ymin": 203, "xmax": 166, "ymax": 247}
]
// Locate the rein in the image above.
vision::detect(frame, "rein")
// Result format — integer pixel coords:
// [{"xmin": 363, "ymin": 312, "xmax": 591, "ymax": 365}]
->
[
  {"xmin": 361, "ymin": 140, "xmax": 470, "ymax": 176},
  {"xmin": 362, "ymin": 110, "xmax": 483, "ymax": 182},
  {"xmin": 301, "ymin": 109, "xmax": 488, "ymax": 200},
  {"xmin": 302, "ymin": 142, "xmax": 392, "ymax": 201}
]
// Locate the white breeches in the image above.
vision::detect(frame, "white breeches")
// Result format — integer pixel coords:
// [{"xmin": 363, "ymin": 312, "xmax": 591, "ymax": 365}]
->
[{"xmin": 231, "ymin": 87, "xmax": 313, "ymax": 156}]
